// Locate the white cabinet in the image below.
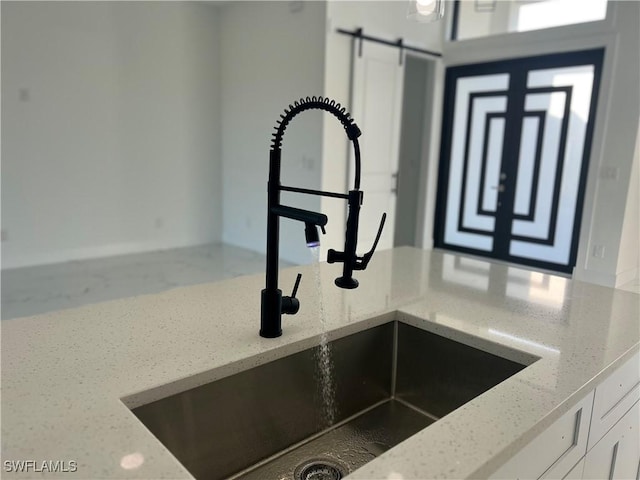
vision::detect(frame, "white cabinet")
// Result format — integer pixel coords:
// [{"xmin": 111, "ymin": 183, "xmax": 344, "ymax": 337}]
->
[
  {"xmin": 489, "ymin": 392, "xmax": 594, "ymax": 480},
  {"xmin": 563, "ymin": 459, "xmax": 585, "ymax": 480},
  {"xmin": 588, "ymin": 351, "xmax": 640, "ymax": 450},
  {"xmin": 582, "ymin": 400, "xmax": 640, "ymax": 480},
  {"xmin": 489, "ymin": 350, "xmax": 640, "ymax": 480}
]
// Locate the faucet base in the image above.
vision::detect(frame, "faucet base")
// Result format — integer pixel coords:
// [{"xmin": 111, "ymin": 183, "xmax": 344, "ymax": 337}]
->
[
  {"xmin": 260, "ymin": 288, "xmax": 283, "ymax": 338},
  {"xmin": 335, "ymin": 277, "xmax": 359, "ymax": 289},
  {"xmin": 260, "ymin": 329, "xmax": 282, "ymax": 338}
]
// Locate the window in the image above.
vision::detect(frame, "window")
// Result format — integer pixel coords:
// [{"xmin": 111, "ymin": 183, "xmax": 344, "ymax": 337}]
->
[{"xmin": 452, "ymin": 0, "xmax": 609, "ymax": 41}]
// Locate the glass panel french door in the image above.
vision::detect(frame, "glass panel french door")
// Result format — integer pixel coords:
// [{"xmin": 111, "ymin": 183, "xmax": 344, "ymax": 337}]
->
[{"xmin": 434, "ymin": 49, "xmax": 604, "ymax": 274}]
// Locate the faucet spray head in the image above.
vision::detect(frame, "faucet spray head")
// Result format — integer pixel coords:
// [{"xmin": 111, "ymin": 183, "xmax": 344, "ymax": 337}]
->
[{"xmin": 305, "ymin": 222, "xmax": 320, "ymax": 248}]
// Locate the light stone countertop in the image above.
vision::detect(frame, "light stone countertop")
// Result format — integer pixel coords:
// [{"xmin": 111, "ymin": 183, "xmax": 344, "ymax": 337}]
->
[{"xmin": 2, "ymin": 247, "xmax": 639, "ymax": 479}]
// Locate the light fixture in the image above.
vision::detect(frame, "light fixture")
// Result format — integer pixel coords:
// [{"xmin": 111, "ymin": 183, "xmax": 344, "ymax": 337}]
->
[{"xmin": 407, "ymin": 0, "xmax": 445, "ymax": 23}]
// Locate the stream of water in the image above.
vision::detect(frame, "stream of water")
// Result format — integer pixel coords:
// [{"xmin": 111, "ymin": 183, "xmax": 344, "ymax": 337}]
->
[{"xmin": 309, "ymin": 246, "xmax": 337, "ymax": 428}]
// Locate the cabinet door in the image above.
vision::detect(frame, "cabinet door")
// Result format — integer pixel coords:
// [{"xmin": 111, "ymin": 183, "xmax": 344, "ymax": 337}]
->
[
  {"xmin": 588, "ymin": 350, "xmax": 640, "ymax": 449},
  {"xmin": 563, "ymin": 458, "xmax": 585, "ymax": 480},
  {"xmin": 489, "ymin": 391, "xmax": 594, "ymax": 479},
  {"xmin": 583, "ymin": 400, "xmax": 640, "ymax": 480}
]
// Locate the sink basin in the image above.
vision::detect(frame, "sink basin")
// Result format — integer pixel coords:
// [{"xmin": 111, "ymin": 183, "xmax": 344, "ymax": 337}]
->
[{"xmin": 131, "ymin": 321, "xmax": 529, "ymax": 480}]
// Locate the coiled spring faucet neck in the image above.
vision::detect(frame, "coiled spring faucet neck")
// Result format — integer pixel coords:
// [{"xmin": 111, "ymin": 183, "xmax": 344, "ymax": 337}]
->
[{"xmin": 270, "ymin": 96, "xmax": 362, "ymax": 190}]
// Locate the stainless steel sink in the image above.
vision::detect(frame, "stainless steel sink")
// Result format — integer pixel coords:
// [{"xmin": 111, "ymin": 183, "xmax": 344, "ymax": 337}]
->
[{"xmin": 131, "ymin": 321, "xmax": 528, "ymax": 480}]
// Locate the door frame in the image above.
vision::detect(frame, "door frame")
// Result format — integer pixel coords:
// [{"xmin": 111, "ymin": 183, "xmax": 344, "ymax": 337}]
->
[
  {"xmin": 396, "ymin": 53, "xmax": 439, "ymax": 248},
  {"xmin": 433, "ymin": 48, "xmax": 605, "ymax": 274}
]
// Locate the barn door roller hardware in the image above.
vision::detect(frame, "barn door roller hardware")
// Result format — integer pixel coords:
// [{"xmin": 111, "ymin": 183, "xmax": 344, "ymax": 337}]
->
[{"xmin": 336, "ymin": 27, "xmax": 442, "ymax": 62}]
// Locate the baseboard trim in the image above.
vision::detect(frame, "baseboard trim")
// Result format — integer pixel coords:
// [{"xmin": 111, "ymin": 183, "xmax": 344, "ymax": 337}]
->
[
  {"xmin": 2, "ymin": 237, "xmax": 218, "ymax": 271},
  {"xmin": 572, "ymin": 267, "xmax": 617, "ymax": 287},
  {"xmin": 616, "ymin": 266, "xmax": 639, "ymax": 287}
]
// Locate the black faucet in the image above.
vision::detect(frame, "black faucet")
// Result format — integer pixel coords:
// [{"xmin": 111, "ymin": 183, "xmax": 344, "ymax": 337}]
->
[{"xmin": 260, "ymin": 96, "xmax": 386, "ymax": 338}]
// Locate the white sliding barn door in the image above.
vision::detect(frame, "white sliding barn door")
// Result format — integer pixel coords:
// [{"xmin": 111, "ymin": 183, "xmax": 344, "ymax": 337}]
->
[{"xmin": 350, "ymin": 41, "xmax": 404, "ymax": 253}]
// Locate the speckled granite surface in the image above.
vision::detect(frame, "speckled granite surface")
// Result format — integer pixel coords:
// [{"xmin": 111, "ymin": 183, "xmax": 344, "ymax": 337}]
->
[{"xmin": 2, "ymin": 248, "xmax": 638, "ymax": 479}]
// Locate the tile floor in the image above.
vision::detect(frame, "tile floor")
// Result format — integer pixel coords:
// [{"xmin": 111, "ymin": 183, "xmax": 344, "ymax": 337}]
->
[{"xmin": 1, "ymin": 243, "xmax": 295, "ymax": 320}]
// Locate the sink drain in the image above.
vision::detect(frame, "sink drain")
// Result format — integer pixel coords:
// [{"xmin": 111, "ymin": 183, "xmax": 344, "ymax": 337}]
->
[{"xmin": 294, "ymin": 459, "xmax": 345, "ymax": 480}]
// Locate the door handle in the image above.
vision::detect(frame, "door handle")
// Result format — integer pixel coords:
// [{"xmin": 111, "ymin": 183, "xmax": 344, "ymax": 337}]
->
[{"xmin": 490, "ymin": 185, "xmax": 506, "ymax": 192}]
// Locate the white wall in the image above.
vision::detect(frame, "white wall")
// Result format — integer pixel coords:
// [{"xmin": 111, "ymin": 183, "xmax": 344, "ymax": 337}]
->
[
  {"xmin": 574, "ymin": 1, "xmax": 640, "ymax": 286},
  {"xmin": 321, "ymin": 1, "xmax": 443, "ymax": 258},
  {"xmin": 1, "ymin": 2, "xmax": 222, "ymax": 270},
  {"xmin": 220, "ymin": 1, "xmax": 326, "ymax": 266},
  {"xmin": 615, "ymin": 121, "xmax": 640, "ymax": 285}
]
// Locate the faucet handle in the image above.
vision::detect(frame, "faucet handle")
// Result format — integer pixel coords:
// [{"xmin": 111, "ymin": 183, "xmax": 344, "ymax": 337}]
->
[
  {"xmin": 354, "ymin": 213, "xmax": 386, "ymax": 271},
  {"xmin": 327, "ymin": 213, "xmax": 386, "ymax": 269},
  {"xmin": 282, "ymin": 273, "xmax": 302, "ymax": 315},
  {"xmin": 290, "ymin": 273, "xmax": 302, "ymax": 298}
]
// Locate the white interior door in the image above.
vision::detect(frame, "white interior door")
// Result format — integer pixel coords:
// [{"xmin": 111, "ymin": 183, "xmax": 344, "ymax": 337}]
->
[{"xmin": 350, "ymin": 41, "xmax": 404, "ymax": 253}]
